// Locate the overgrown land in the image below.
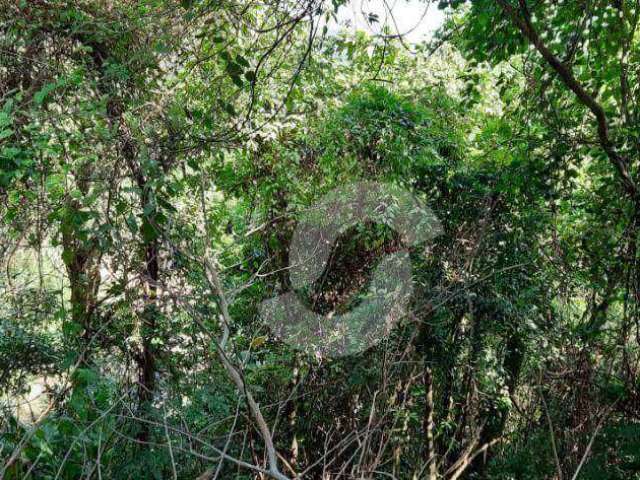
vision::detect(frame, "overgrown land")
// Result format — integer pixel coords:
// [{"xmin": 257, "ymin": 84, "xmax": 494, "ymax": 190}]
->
[{"xmin": 1, "ymin": 1, "xmax": 640, "ymax": 479}]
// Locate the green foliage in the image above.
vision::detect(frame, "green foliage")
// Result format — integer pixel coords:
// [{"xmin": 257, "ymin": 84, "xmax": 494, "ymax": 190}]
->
[{"xmin": 2, "ymin": 0, "xmax": 640, "ymax": 478}]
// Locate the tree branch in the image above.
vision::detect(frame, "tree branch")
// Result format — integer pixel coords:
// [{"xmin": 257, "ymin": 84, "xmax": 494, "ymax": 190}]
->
[{"xmin": 495, "ymin": 0, "xmax": 637, "ymax": 197}]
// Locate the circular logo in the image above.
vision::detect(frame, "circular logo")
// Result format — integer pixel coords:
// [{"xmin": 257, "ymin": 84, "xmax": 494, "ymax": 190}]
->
[{"xmin": 260, "ymin": 181, "xmax": 441, "ymax": 358}]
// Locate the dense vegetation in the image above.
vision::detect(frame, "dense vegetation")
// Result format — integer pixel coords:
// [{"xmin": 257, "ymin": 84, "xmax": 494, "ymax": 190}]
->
[{"xmin": 1, "ymin": 1, "xmax": 640, "ymax": 479}]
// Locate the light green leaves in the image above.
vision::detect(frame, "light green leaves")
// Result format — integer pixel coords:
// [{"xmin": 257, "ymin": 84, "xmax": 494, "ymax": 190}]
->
[{"xmin": 34, "ymin": 82, "xmax": 59, "ymax": 106}]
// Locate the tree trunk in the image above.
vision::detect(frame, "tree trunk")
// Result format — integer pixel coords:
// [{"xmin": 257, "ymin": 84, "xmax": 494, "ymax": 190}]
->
[{"xmin": 423, "ymin": 365, "xmax": 437, "ymax": 480}]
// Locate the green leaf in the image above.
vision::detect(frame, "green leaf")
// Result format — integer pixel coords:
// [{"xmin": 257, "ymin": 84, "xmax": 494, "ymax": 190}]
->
[
  {"xmin": 0, "ymin": 129, "xmax": 13, "ymax": 140},
  {"xmin": 230, "ymin": 75, "xmax": 244, "ymax": 88},
  {"xmin": 140, "ymin": 219, "xmax": 159, "ymax": 242},
  {"xmin": 34, "ymin": 82, "xmax": 57, "ymax": 106},
  {"xmin": 0, "ymin": 111, "xmax": 12, "ymax": 129},
  {"xmin": 235, "ymin": 54, "xmax": 249, "ymax": 67},
  {"xmin": 126, "ymin": 214, "xmax": 138, "ymax": 234},
  {"xmin": 223, "ymin": 103, "xmax": 236, "ymax": 116}
]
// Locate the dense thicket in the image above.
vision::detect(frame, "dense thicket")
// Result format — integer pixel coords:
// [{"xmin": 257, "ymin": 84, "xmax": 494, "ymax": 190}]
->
[{"xmin": 1, "ymin": 1, "xmax": 639, "ymax": 479}]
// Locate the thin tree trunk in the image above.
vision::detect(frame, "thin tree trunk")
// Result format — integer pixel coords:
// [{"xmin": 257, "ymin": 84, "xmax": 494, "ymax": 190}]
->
[{"xmin": 423, "ymin": 365, "xmax": 437, "ymax": 480}]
